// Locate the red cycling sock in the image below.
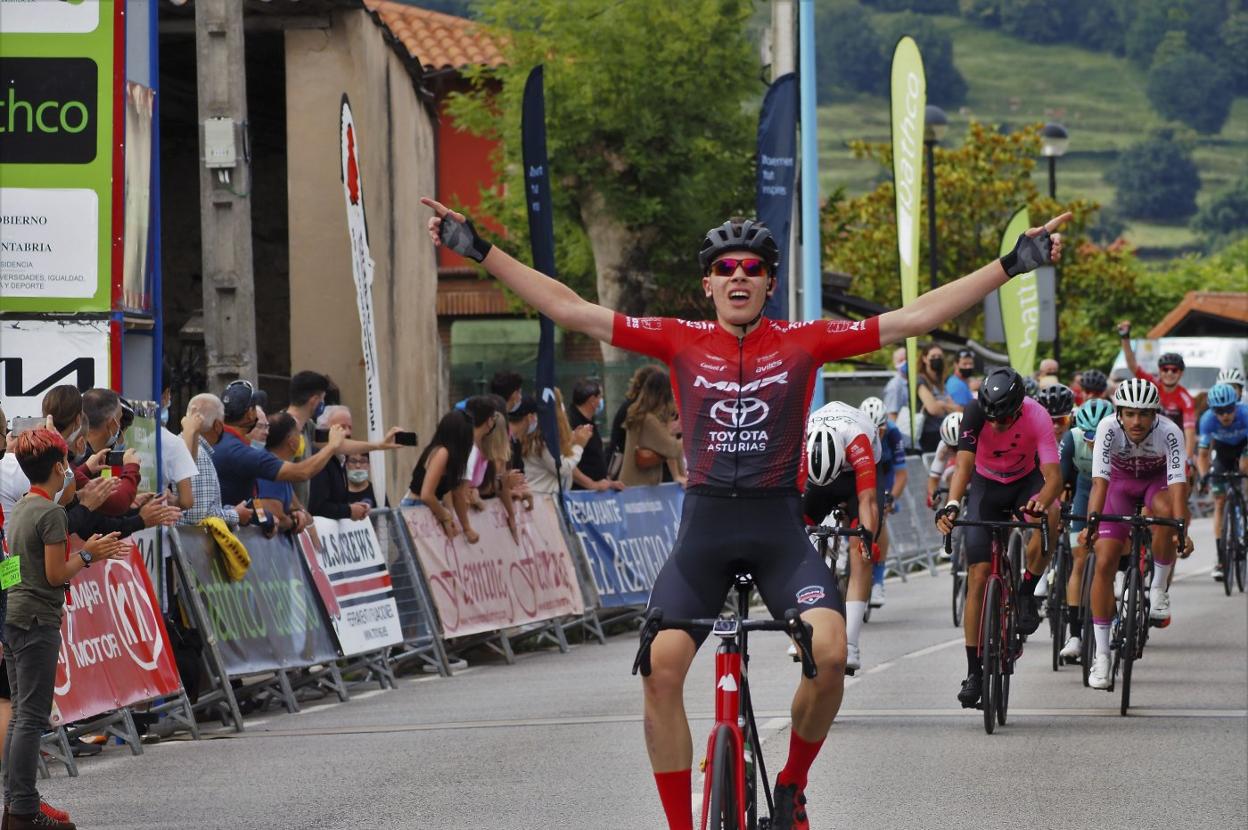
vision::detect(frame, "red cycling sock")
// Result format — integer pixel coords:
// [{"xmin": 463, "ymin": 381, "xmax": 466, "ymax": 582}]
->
[
  {"xmin": 653, "ymin": 769, "xmax": 693, "ymax": 830},
  {"xmin": 777, "ymin": 730, "xmax": 825, "ymax": 790}
]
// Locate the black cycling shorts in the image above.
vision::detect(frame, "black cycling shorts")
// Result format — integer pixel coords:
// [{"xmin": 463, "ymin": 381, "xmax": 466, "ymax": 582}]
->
[
  {"xmin": 962, "ymin": 468, "xmax": 1044, "ymax": 565},
  {"xmin": 647, "ymin": 491, "xmax": 844, "ymax": 648}
]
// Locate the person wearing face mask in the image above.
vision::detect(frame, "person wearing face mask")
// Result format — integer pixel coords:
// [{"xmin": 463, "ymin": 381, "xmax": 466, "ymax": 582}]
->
[
  {"xmin": 77, "ymin": 389, "xmax": 144, "ymax": 517},
  {"xmin": 944, "ymin": 348, "xmax": 978, "ymax": 408},
  {"xmin": 881, "ymin": 346, "xmax": 909, "ymax": 426},
  {"xmin": 489, "ymin": 371, "xmax": 525, "ymax": 415},
  {"xmin": 344, "ymin": 454, "xmax": 377, "ymax": 508},
  {"xmin": 569, "ymin": 379, "xmax": 623, "ymax": 492},
  {"xmin": 308, "ymin": 405, "xmax": 371, "ymax": 521},
  {"xmin": 916, "ymin": 344, "xmax": 962, "ymax": 453}
]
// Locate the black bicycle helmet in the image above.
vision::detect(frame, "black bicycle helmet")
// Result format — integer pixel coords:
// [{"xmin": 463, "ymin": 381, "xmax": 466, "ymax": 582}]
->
[
  {"xmin": 1037, "ymin": 383, "xmax": 1075, "ymax": 417},
  {"xmin": 1022, "ymin": 376, "xmax": 1040, "ymax": 399},
  {"xmin": 1079, "ymin": 369, "xmax": 1107, "ymax": 393},
  {"xmin": 1157, "ymin": 352, "xmax": 1185, "ymax": 370},
  {"xmin": 698, "ymin": 218, "xmax": 781, "ymax": 276},
  {"xmin": 979, "ymin": 368, "xmax": 1027, "ymax": 421}
]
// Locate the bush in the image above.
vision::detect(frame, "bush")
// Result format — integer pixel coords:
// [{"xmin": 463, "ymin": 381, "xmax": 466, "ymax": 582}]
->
[
  {"xmin": 815, "ymin": 1, "xmax": 888, "ymax": 100},
  {"xmin": 863, "ymin": 0, "xmax": 958, "ymax": 12},
  {"xmin": 1219, "ymin": 13, "xmax": 1248, "ymax": 96},
  {"xmin": 1126, "ymin": 0, "xmax": 1230, "ymax": 67},
  {"xmin": 1194, "ymin": 175, "xmax": 1248, "ymax": 245},
  {"xmin": 1075, "ymin": 1, "xmax": 1126, "ymax": 54},
  {"xmin": 1146, "ymin": 48, "xmax": 1234, "ymax": 134},
  {"xmin": 959, "ymin": 0, "xmax": 1000, "ymax": 28},
  {"xmin": 877, "ymin": 13, "xmax": 968, "ymax": 107},
  {"xmin": 998, "ymin": 0, "xmax": 1081, "ymax": 44},
  {"xmin": 1105, "ymin": 132, "xmax": 1201, "ymax": 221},
  {"xmin": 1086, "ymin": 206, "xmax": 1127, "ymax": 246}
]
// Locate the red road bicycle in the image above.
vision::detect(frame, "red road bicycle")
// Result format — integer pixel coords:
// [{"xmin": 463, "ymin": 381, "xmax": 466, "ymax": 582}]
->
[{"xmin": 633, "ymin": 573, "xmax": 817, "ymax": 830}]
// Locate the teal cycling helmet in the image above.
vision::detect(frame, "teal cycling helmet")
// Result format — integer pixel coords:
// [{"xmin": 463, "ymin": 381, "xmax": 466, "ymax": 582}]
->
[
  {"xmin": 1207, "ymin": 383, "xmax": 1238, "ymax": 409},
  {"xmin": 1074, "ymin": 398, "xmax": 1114, "ymax": 433}
]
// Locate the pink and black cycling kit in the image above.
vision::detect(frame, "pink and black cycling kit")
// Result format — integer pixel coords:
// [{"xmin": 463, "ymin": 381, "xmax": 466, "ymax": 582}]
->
[
  {"xmin": 611, "ymin": 313, "xmax": 881, "ymax": 637},
  {"xmin": 954, "ymin": 397, "xmax": 1059, "ymax": 564},
  {"xmin": 1090, "ymin": 413, "xmax": 1185, "ymax": 542}
]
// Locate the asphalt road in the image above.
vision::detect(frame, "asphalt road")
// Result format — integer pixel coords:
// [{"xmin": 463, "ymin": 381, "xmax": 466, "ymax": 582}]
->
[{"xmin": 51, "ymin": 517, "xmax": 1246, "ymax": 830}]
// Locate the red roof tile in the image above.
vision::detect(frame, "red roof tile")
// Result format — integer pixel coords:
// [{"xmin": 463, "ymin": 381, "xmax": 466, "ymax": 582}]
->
[{"xmin": 364, "ymin": 2, "xmax": 504, "ymax": 72}]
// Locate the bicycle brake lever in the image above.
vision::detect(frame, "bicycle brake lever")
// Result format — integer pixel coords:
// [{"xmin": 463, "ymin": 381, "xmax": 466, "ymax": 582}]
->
[
  {"xmin": 631, "ymin": 608, "xmax": 663, "ymax": 677},
  {"xmin": 785, "ymin": 610, "xmax": 818, "ymax": 680}
]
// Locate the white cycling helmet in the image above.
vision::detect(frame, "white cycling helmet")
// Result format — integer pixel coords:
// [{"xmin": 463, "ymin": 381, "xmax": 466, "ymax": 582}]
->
[
  {"xmin": 1217, "ymin": 367, "xmax": 1245, "ymax": 388},
  {"xmin": 805, "ymin": 422, "xmax": 846, "ymax": 486},
  {"xmin": 860, "ymin": 396, "xmax": 887, "ymax": 428},
  {"xmin": 1112, "ymin": 377, "xmax": 1161, "ymax": 410},
  {"xmin": 940, "ymin": 412, "xmax": 963, "ymax": 448}
]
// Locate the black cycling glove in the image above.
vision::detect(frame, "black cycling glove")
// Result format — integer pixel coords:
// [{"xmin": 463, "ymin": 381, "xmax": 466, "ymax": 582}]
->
[
  {"xmin": 999, "ymin": 229, "xmax": 1051, "ymax": 278},
  {"xmin": 439, "ymin": 213, "xmax": 492, "ymax": 263}
]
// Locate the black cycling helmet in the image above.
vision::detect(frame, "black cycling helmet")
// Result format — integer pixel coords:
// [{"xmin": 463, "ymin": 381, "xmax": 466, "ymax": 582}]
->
[
  {"xmin": 1157, "ymin": 352, "xmax": 1185, "ymax": 371},
  {"xmin": 1037, "ymin": 383, "xmax": 1075, "ymax": 417},
  {"xmin": 979, "ymin": 368, "xmax": 1027, "ymax": 421},
  {"xmin": 1079, "ymin": 369, "xmax": 1107, "ymax": 393},
  {"xmin": 1022, "ymin": 376, "xmax": 1040, "ymax": 399},
  {"xmin": 698, "ymin": 218, "xmax": 781, "ymax": 276}
]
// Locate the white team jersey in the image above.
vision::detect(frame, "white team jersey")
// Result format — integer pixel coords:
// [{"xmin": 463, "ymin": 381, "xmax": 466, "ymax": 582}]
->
[
  {"xmin": 1091, "ymin": 414, "xmax": 1185, "ymax": 485},
  {"xmin": 808, "ymin": 401, "xmax": 881, "ymax": 462}
]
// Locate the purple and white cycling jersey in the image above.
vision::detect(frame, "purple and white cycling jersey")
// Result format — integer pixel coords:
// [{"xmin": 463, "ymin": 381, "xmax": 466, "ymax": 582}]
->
[{"xmin": 1091, "ymin": 414, "xmax": 1185, "ymax": 485}]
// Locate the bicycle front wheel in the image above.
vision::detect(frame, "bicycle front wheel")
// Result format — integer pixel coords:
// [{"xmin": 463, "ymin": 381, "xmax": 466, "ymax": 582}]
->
[
  {"xmin": 1221, "ymin": 503, "xmax": 1237, "ymax": 598},
  {"xmin": 981, "ymin": 578, "xmax": 1002, "ymax": 735},
  {"xmin": 998, "ymin": 587, "xmax": 1015, "ymax": 727},
  {"xmin": 952, "ymin": 532, "xmax": 967, "ymax": 627},
  {"xmin": 1049, "ymin": 536, "xmax": 1070, "ymax": 672},
  {"xmin": 706, "ymin": 724, "xmax": 740, "ymax": 830},
  {"xmin": 1120, "ymin": 565, "xmax": 1141, "ymax": 716},
  {"xmin": 1080, "ymin": 551, "xmax": 1096, "ymax": 687}
]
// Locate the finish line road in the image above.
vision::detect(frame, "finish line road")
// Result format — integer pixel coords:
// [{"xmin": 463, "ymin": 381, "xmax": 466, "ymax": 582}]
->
[{"xmin": 62, "ymin": 517, "xmax": 1246, "ymax": 829}]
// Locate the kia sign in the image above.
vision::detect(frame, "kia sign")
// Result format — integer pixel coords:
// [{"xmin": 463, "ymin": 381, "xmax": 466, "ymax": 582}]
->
[
  {"xmin": 52, "ymin": 538, "xmax": 183, "ymax": 727},
  {"xmin": 0, "ymin": 0, "xmax": 120, "ymax": 311},
  {"xmin": 0, "ymin": 318, "xmax": 109, "ymax": 418}
]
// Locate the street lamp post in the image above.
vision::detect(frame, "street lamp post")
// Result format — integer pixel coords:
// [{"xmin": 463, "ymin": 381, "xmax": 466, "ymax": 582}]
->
[
  {"xmin": 924, "ymin": 105, "xmax": 947, "ymax": 293},
  {"xmin": 1041, "ymin": 121, "xmax": 1069, "ymax": 364}
]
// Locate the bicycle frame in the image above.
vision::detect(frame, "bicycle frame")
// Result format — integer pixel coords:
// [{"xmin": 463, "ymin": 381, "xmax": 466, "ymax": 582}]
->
[{"xmin": 633, "ymin": 581, "xmax": 817, "ymax": 830}]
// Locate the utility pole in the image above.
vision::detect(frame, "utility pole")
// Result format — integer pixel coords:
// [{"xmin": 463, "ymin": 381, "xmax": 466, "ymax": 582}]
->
[{"xmin": 194, "ymin": 0, "xmax": 258, "ymax": 391}]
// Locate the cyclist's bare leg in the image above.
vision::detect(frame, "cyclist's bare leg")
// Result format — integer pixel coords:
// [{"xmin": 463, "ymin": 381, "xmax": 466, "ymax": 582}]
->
[
  {"xmin": 1068, "ymin": 540, "xmax": 1088, "ymax": 611},
  {"xmin": 963, "ymin": 561, "xmax": 991, "ymax": 649},
  {"xmin": 1023, "ymin": 503, "xmax": 1060, "ymax": 576},
  {"xmin": 1149, "ymin": 489, "xmax": 1180, "ymax": 593},
  {"xmin": 846, "ymin": 538, "xmax": 871, "ymax": 602},
  {"xmin": 641, "ymin": 629, "xmax": 697, "ymax": 772},
  {"xmin": 1212, "ymin": 493, "xmax": 1225, "ymax": 546},
  {"xmin": 790, "ymin": 607, "xmax": 847, "ymax": 739},
  {"xmin": 1090, "ymin": 537, "xmax": 1125, "ymax": 620}
]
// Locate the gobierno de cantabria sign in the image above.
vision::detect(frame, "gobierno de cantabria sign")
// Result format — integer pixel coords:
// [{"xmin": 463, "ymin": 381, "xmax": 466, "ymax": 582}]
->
[{"xmin": 0, "ymin": 0, "xmax": 119, "ymax": 311}]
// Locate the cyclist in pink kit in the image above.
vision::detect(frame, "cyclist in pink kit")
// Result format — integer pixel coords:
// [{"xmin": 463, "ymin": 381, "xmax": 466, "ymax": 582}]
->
[
  {"xmin": 1081, "ymin": 378, "xmax": 1187, "ymax": 690},
  {"xmin": 936, "ymin": 368, "xmax": 1063, "ymax": 708},
  {"xmin": 422, "ymin": 195, "xmax": 1069, "ymax": 830}
]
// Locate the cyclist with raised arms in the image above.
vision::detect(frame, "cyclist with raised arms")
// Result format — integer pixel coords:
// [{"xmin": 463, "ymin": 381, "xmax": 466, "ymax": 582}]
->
[
  {"xmin": 802, "ymin": 400, "xmax": 880, "ymax": 673},
  {"xmin": 1082, "ymin": 379, "xmax": 1187, "ymax": 689},
  {"xmin": 935, "ymin": 368, "xmax": 1063, "ymax": 709},
  {"xmin": 1196, "ymin": 383, "xmax": 1248, "ymax": 581},
  {"xmin": 1058, "ymin": 398, "xmax": 1114, "ymax": 661},
  {"xmin": 422, "ymin": 195, "xmax": 1068, "ymax": 830},
  {"xmin": 860, "ymin": 396, "xmax": 907, "ymax": 609}
]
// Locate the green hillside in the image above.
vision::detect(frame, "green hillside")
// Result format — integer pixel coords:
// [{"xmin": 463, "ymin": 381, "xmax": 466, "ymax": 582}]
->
[{"xmin": 815, "ymin": 11, "xmax": 1248, "ymax": 258}]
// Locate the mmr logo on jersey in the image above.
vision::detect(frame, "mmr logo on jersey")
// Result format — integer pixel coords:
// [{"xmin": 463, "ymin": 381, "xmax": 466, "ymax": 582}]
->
[{"xmin": 694, "ymin": 370, "xmax": 788, "ymax": 395}]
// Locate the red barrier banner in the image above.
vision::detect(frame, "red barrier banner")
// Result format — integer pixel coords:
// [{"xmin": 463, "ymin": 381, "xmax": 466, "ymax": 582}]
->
[
  {"xmin": 51, "ymin": 538, "xmax": 182, "ymax": 726},
  {"xmin": 401, "ymin": 496, "xmax": 584, "ymax": 638}
]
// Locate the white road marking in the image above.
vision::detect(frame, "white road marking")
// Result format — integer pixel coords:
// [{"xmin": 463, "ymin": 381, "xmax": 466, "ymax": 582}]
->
[{"xmin": 900, "ymin": 637, "xmax": 965, "ymax": 660}]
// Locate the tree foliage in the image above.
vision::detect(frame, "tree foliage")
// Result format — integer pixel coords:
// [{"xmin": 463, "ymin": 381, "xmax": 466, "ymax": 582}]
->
[
  {"xmin": 863, "ymin": 0, "xmax": 959, "ymax": 13},
  {"xmin": 1147, "ymin": 47, "xmax": 1234, "ymax": 134},
  {"xmin": 820, "ymin": 122, "xmax": 1091, "ymax": 337},
  {"xmin": 1219, "ymin": 12, "xmax": 1248, "ymax": 95},
  {"xmin": 447, "ymin": 0, "xmax": 758, "ymax": 320},
  {"xmin": 815, "ymin": 0, "xmax": 888, "ymax": 100},
  {"xmin": 1193, "ymin": 174, "xmax": 1248, "ymax": 247},
  {"xmin": 1104, "ymin": 131, "xmax": 1202, "ymax": 220},
  {"xmin": 997, "ymin": 0, "xmax": 1082, "ymax": 44},
  {"xmin": 877, "ymin": 14, "xmax": 968, "ymax": 107}
]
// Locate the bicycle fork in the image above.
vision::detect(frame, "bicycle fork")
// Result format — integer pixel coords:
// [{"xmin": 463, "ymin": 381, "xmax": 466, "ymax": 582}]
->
[{"xmin": 701, "ymin": 641, "xmax": 747, "ymax": 830}]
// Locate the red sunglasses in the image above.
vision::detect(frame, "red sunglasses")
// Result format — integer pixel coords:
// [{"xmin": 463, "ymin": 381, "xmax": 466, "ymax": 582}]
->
[{"xmin": 710, "ymin": 257, "xmax": 767, "ymax": 277}]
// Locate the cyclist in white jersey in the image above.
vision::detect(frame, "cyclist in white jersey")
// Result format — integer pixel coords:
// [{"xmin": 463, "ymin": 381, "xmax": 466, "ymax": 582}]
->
[{"xmin": 1082, "ymin": 379, "xmax": 1187, "ymax": 689}]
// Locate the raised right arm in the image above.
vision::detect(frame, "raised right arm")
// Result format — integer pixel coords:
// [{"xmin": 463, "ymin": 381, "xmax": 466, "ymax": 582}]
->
[{"xmin": 423, "ymin": 198, "xmax": 614, "ymax": 343}]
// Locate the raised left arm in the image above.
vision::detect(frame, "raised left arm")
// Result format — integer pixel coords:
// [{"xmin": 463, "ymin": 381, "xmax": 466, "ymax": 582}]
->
[{"xmin": 878, "ymin": 213, "xmax": 1071, "ymax": 346}]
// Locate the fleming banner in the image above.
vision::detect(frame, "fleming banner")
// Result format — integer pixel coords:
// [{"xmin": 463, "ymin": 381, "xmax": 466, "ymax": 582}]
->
[
  {"xmin": 300, "ymin": 517, "xmax": 404, "ymax": 656},
  {"xmin": 402, "ymin": 497, "xmax": 584, "ymax": 639},
  {"xmin": 889, "ymin": 36, "xmax": 926, "ymax": 441},
  {"xmin": 176, "ymin": 527, "xmax": 338, "ymax": 676},
  {"xmin": 53, "ymin": 539, "xmax": 182, "ymax": 727},
  {"xmin": 563, "ymin": 483, "xmax": 683, "ymax": 608}
]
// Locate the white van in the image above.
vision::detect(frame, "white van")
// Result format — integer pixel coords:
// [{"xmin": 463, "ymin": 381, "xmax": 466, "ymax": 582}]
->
[{"xmin": 1111, "ymin": 337, "xmax": 1248, "ymax": 395}]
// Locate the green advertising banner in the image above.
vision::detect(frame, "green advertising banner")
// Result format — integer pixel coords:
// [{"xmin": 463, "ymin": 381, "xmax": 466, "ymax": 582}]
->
[
  {"xmin": 996, "ymin": 206, "xmax": 1038, "ymax": 376},
  {"xmin": 0, "ymin": 0, "xmax": 119, "ymax": 312},
  {"xmin": 889, "ymin": 36, "xmax": 925, "ymax": 444}
]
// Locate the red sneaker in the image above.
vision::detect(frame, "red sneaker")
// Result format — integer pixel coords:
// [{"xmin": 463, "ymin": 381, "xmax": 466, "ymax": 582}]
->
[{"xmin": 39, "ymin": 803, "xmax": 70, "ymax": 824}]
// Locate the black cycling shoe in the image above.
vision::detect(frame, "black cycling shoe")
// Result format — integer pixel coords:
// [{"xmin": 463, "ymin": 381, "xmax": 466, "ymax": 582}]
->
[
  {"xmin": 771, "ymin": 780, "xmax": 810, "ymax": 830},
  {"xmin": 1017, "ymin": 595, "xmax": 1042, "ymax": 636},
  {"xmin": 957, "ymin": 673, "xmax": 983, "ymax": 709}
]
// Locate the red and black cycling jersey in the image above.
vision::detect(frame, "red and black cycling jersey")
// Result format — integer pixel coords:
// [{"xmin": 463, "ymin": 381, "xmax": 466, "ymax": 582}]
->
[
  {"xmin": 612, "ymin": 313, "xmax": 881, "ymax": 492},
  {"xmin": 1133, "ymin": 368, "xmax": 1196, "ymax": 432}
]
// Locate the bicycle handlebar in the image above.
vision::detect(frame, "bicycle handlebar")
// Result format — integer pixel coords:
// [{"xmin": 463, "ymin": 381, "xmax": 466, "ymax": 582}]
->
[
  {"xmin": 807, "ymin": 524, "xmax": 874, "ymax": 547},
  {"xmin": 942, "ymin": 508, "xmax": 1048, "ymax": 556},
  {"xmin": 631, "ymin": 607, "xmax": 818, "ymax": 680},
  {"xmin": 1086, "ymin": 511, "xmax": 1187, "ymax": 551}
]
